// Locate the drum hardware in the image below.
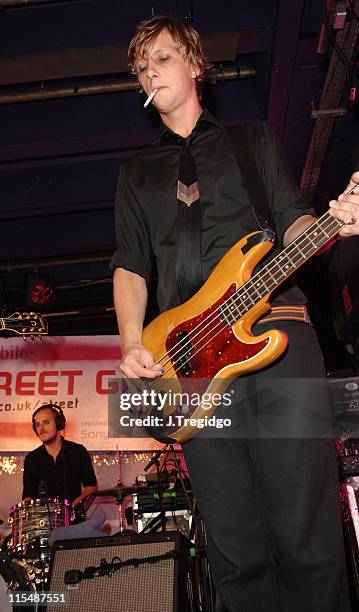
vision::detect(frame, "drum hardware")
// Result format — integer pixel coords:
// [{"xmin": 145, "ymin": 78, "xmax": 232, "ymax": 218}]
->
[
  {"xmin": 14, "ymin": 557, "xmax": 46, "ymax": 586},
  {"xmin": 93, "ymin": 484, "xmax": 141, "ymax": 533},
  {"xmin": 71, "ymin": 502, "xmax": 85, "ymax": 525},
  {"xmin": 0, "ymin": 553, "xmax": 36, "ymax": 611},
  {"xmin": 1, "ymin": 534, "xmax": 13, "ymax": 555},
  {"xmin": 92, "ymin": 484, "xmax": 139, "ymax": 498},
  {"xmin": 4, "ymin": 496, "xmax": 73, "ymax": 598}
]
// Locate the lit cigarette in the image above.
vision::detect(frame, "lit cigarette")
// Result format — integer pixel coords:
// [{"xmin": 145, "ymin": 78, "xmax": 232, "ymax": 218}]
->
[{"xmin": 143, "ymin": 89, "xmax": 158, "ymax": 108}]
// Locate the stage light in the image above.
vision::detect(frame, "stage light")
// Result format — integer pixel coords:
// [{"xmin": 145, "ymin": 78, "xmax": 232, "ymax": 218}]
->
[{"xmin": 26, "ymin": 274, "xmax": 55, "ymax": 309}]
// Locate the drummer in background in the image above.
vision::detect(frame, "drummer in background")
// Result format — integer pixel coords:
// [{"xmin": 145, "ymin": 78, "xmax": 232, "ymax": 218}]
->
[{"xmin": 23, "ymin": 403, "xmax": 98, "ymax": 507}]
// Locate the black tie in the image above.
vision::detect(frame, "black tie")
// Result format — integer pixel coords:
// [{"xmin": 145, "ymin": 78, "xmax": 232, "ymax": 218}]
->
[{"xmin": 176, "ymin": 143, "xmax": 202, "ymax": 302}]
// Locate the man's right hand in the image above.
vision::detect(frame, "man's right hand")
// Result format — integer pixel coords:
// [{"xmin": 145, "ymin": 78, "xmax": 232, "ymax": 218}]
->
[{"xmin": 119, "ymin": 342, "xmax": 163, "ymax": 379}]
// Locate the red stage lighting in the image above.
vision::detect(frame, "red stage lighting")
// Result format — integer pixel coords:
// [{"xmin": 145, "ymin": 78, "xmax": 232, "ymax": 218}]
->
[{"xmin": 26, "ymin": 274, "xmax": 55, "ymax": 309}]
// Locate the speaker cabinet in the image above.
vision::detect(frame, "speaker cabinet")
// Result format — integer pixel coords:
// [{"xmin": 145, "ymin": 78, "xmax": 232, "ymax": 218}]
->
[{"xmin": 45, "ymin": 532, "xmax": 192, "ymax": 612}]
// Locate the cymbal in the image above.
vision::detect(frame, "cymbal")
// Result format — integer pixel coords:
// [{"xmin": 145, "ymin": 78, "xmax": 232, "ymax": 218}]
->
[{"xmin": 93, "ymin": 485, "xmax": 139, "ymax": 498}]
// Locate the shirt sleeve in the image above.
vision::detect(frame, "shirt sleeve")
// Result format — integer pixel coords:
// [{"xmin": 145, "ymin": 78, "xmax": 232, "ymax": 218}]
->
[
  {"xmin": 78, "ymin": 446, "xmax": 97, "ymax": 488},
  {"xmin": 22, "ymin": 454, "xmax": 38, "ymax": 499},
  {"xmin": 110, "ymin": 162, "xmax": 153, "ymax": 281},
  {"xmin": 246, "ymin": 122, "xmax": 316, "ymax": 245}
]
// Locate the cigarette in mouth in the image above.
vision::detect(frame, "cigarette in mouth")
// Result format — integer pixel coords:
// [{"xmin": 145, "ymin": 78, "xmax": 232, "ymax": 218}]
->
[{"xmin": 143, "ymin": 89, "xmax": 158, "ymax": 108}]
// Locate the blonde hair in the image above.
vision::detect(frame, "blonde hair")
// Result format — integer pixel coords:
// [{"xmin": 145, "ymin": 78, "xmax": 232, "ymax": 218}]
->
[{"xmin": 128, "ymin": 16, "xmax": 210, "ymax": 96}]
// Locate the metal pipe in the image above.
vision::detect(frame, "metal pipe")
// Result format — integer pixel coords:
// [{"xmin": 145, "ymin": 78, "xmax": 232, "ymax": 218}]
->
[
  {"xmin": 44, "ymin": 305, "xmax": 115, "ymax": 318},
  {"xmin": 0, "ymin": 253, "xmax": 111, "ymax": 272},
  {"xmin": 0, "ymin": 67, "xmax": 256, "ymax": 105},
  {"xmin": 0, "ymin": 0, "xmax": 76, "ymax": 7},
  {"xmin": 0, "ymin": 78, "xmax": 138, "ymax": 105}
]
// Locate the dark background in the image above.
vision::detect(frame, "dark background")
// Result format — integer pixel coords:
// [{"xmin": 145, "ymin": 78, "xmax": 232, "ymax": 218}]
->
[{"xmin": 0, "ymin": 0, "xmax": 358, "ymax": 374}]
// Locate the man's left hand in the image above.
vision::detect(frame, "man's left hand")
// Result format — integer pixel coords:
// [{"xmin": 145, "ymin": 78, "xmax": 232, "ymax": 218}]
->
[{"xmin": 329, "ymin": 170, "xmax": 359, "ymax": 237}]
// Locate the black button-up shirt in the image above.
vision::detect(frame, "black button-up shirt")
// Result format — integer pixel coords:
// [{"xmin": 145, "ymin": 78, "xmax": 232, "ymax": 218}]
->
[
  {"xmin": 111, "ymin": 110, "xmax": 314, "ymax": 312},
  {"xmin": 22, "ymin": 439, "xmax": 97, "ymax": 503}
]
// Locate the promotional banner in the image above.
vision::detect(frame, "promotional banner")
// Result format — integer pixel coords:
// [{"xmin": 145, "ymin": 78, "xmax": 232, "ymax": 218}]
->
[{"xmin": 0, "ymin": 335, "xmax": 161, "ymax": 451}]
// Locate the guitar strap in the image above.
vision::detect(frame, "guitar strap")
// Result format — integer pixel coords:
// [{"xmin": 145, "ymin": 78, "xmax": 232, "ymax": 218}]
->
[{"xmin": 225, "ymin": 125, "xmax": 275, "ymax": 233}]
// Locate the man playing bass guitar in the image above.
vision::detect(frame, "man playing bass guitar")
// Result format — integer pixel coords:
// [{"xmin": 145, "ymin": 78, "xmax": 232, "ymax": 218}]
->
[{"xmin": 111, "ymin": 16, "xmax": 359, "ymax": 612}]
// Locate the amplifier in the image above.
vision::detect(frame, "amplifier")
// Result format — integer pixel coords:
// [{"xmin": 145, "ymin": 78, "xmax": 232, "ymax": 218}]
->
[
  {"xmin": 135, "ymin": 509, "xmax": 193, "ymax": 539},
  {"xmin": 329, "ymin": 376, "xmax": 359, "ymax": 475},
  {"xmin": 338, "ymin": 453, "xmax": 359, "ymax": 476},
  {"xmin": 45, "ymin": 532, "xmax": 192, "ymax": 612},
  {"xmin": 328, "ymin": 376, "xmax": 359, "ymax": 437},
  {"xmin": 134, "ymin": 479, "xmax": 192, "ymax": 513}
]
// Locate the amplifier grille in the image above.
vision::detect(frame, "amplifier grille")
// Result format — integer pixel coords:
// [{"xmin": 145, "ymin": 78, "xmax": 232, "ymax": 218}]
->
[{"xmin": 46, "ymin": 534, "xmax": 189, "ymax": 612}]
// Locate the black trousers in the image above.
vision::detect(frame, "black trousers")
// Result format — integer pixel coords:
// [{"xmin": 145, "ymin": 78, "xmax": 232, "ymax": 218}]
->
[{"xmin": 183, "ymin": 320, "xmax": 350, "ymax": 612}]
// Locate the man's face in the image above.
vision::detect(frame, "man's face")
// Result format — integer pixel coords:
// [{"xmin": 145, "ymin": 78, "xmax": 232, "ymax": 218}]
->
[
  {"xmin": 34, "ymin": 408, "xmax": 58, "ymax": 443},
  {"xmin": 135, "ymin": 28, "xmax": 199, "ymax": 116}
]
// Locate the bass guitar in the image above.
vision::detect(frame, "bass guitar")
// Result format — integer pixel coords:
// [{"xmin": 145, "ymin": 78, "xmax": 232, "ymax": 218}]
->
[{"xmin": 137, "ymin": 211, "xmax": 342, "ymax": 444}]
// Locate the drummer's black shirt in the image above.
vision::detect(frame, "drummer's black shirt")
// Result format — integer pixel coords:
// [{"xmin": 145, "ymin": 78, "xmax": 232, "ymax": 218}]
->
[{"xmin": 22, "ymin": 439, "xmax": 97, "ymax": 503}]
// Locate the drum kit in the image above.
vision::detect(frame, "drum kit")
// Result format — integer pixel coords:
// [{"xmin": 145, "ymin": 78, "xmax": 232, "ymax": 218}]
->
[
  {"xmin": 0, "ymin": 497, "xmax": 72, "ymax": 610},
  {"xmin": 0, "ymin": 451, "xmax": 189, "ymax": 608},
  {"xmin": 0, "ymin": 485, "xmax": 157, "ymax": 608}
]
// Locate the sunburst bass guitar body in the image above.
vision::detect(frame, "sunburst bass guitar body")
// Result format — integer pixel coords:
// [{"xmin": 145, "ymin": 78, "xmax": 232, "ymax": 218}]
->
[{"xmin": 139, "ymin": 212, "xmax": 342, "ymax": 443}]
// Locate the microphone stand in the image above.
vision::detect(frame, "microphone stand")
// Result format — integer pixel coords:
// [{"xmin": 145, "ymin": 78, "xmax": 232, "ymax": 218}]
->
[{"xmin": 144, "ymin": 446, "xmax": 168, "ymax": 533}]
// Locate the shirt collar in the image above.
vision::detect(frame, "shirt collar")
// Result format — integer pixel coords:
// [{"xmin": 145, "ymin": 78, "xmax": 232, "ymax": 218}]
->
[
  {"xmin": 158, "ymin": 109, "xmax": 224, "ymax": 147},
  {"xmin": 40, "ymin": 436, "xmax": 66, "ymax": 456}
]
